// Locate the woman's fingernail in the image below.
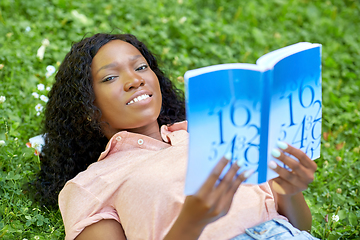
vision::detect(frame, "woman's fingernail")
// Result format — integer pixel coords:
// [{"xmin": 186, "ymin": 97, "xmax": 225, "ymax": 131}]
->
[
  {"xmin": 224, "ymin": 152, "xmax": 232, "ymax": 161},
  {"xmin": 277, "ymin": 141, "xmax": 288, "ymax": 150},
  {"xmin": 237, "ymin": 158, "xmax": 245, "ymax": 167},
  {"xmin": 244, "ymin": 169, "xmax": 255, "ymax": 178},
  {"xmin": 271, "ymin": 149, "xmax": 281, "ymax": 158},
  {"xmin": 268, "ymin": 160, "xmax": 277, "ymax": 169}
]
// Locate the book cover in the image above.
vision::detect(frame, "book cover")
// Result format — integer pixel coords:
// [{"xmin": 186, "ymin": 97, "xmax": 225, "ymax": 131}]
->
[{"xmin": 184, "ymin": 42, "xmax": 322, "ymax": 195}]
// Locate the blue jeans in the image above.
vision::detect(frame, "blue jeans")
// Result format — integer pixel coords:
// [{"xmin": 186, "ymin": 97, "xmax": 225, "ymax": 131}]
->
[{"xmin": 230, "ymin": 218, "xmax": 320, "ymax": 240}]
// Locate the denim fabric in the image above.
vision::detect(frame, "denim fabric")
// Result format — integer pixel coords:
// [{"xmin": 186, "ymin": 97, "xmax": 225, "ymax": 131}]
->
[{"xmin": 230, "ymin": 218, "xmax": 320, "ymax": 240}]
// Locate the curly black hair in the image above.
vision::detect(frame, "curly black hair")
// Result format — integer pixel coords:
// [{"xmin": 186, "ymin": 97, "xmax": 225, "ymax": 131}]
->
[{"xmin": 34, "ymin": 33, "xmax": 186, "ymax": 208}]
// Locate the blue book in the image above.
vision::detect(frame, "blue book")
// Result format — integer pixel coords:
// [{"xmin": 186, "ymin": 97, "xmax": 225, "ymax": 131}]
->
[{"xmin": 184, "ymin": 42, "xmax": 322, "ymax": 195}]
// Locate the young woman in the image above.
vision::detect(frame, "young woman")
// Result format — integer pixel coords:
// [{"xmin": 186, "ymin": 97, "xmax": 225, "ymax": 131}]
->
[{"xmin": 37, "ymin": 33, "xmax": 319, "ymax": 240}]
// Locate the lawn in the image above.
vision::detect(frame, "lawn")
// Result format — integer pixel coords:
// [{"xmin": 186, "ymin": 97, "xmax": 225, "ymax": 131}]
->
[{"xmin": 0, "ymin": 0, "xmax": 359, "ymax": 239}]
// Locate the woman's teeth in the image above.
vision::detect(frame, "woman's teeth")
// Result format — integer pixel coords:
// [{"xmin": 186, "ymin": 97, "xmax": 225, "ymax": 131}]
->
[{"xmin": 127, "ymin": 94, "xmax": 150, "ymax": 105}]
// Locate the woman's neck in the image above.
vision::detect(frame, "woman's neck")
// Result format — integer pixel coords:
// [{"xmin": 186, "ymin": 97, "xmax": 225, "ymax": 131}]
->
[
  {"xmin": 104, "ymin": 121, "xmax": 163, "ymax": 142},
  {"xmin": 128, "ymin": 122, "xmax": 163, "ymax": 141}
]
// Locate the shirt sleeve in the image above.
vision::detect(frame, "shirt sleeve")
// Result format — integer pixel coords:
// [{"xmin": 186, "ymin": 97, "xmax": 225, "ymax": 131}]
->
[
  {"xmin": 259, "ymin": 182, "xmax": 288, "ymax": 222},
  {"xmin": 59, "ymin": 182, "xmax": 120, "ymax": 240}
]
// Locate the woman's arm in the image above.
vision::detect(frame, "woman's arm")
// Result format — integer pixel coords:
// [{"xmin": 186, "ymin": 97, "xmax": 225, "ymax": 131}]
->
[
  {"xmin": 268, "ymin": 141, "xmax": 317, "ymax": 231},
  {"xmin": 271, "ymin": 184, "xmax": 312, "ymax": 231},
  {"xmin": 75, "ymin": 219, "xmax": 126, "ymax": 240}
]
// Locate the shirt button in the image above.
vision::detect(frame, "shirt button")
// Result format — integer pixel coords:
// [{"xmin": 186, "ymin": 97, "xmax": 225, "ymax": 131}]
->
[
  {"xmin": 116, "ymin": 136, "xmax": 122, "ymax": 142},
  {"xmin": 138, "ymin": 139, "xmax": 144, "ymax": 145}
]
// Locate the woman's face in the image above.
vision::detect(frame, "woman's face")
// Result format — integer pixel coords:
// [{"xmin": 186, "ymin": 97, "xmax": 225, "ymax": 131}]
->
[{"xmin": 91, "ymin": 40, "xmax": 162, "ymax": 139}]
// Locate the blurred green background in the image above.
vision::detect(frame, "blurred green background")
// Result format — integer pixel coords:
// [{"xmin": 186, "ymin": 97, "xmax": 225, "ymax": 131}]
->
[{"xmin": 0, "ymin": 0, "xmax": 359, "ymax": 239}]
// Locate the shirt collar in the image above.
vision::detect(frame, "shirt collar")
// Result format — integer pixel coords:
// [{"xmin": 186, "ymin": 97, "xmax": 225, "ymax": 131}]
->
[{"xmin": 97, "ymin": 121, "xmax": 188, "ymax": 161}]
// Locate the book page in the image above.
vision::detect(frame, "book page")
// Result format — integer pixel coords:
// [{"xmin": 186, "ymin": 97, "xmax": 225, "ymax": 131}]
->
[
  {"xmin": 185, "ymin": 67, "xmax": 264, "ymax": 195},
  {"xmin": 267, "ymin": 45, "xmax": 322, "ymax": 174}
]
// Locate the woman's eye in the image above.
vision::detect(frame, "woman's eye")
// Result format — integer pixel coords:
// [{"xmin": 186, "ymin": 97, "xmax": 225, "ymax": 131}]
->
[
  {"xmin": 102, "ymin": 76, "xmax": 116, "ymax": 82},
  {"xmin": 136, "ymin": 64, "xmax": 148, "ymax": 71}
]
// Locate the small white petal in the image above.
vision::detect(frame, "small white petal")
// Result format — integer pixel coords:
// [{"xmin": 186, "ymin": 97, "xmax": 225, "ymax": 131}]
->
[
  {"xmin": 332, "ymin": 214, "xmax": 339, "ymax": 222},
  {"xmin": 35, "ymin": 103, "xmax": 43, "ymax": 112},
  {"xmin": 179, "ymin": 16, "xmax": 187, "ymax": 24},
  {"xmin": 0, "ymin": 96, "xmax": 5, "ymax": 103},
  {"xmin": 40, "ymin": 95, "xmax": 48, "ymax": 103},
  {"xmin": 46, "ymin": 87, "xmax": 51, "ymax": 91},
  {"xmin": 25, "ymin": 26, "xmax": 31, "ymax": 32},
  {"xmin": 40, "ymin": 95, "xmax": 49, "ymax": 103},
  {"xmin": 37, "ymin": 84, "xmax": 45, "ymax": 91},
  {"xmin": 37, "ymin": 45, "xmax": 46, "ymax": 60},
  {"xmin": 32, "ymin": 92, "xmax": 39, "ymax": 98},
  {"xmin": 41, "ymin": 39, "xmax": 50, "ymax": 46},
  {"xmin": 46, "ymin": 65, "xmax": 56, "ymax": 74},
  {"xmin": 0, "ymin": 140, "xmax": 5, "ymax": 146}
]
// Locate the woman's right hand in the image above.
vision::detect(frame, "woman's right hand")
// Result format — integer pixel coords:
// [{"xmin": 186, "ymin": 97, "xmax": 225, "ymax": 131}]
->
[{"xmin": 164, "ymin": 153, "xmax": 253, "ymax": 240}]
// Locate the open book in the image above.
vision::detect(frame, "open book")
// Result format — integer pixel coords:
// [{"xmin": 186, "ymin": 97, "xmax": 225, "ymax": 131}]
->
[{"xmin": 184, "ymin": 42, "xmax": 322, "ymax": 195}]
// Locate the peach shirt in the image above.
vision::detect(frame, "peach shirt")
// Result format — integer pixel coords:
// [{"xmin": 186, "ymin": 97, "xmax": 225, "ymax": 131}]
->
[{"xmin": 59, "ymin": 121, "xmax": 286, "ymax": 240}]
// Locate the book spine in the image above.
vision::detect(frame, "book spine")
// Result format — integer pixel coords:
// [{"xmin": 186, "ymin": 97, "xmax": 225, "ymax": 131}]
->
[{"xmin": 258, "ymin": 70, "xmax": 272, "ymax": 183}]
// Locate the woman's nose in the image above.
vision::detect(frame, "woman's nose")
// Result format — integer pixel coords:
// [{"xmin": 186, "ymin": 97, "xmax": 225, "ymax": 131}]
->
[{"xmin": 123, "ymin": 72, "xmax": 145, "ymax": 91}]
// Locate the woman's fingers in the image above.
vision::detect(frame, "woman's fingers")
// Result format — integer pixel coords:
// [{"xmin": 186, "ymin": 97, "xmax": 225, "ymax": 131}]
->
[
  {"xmin": 268, "ymin": 141, "xmax": 317, "ymax": 193},
  {"xmin": 196, "ymin": 152, "xmax": 232, "ymax": 197},
  {"xmin": 188, "ymin": 153, "xmax": 255, "ymax": 225},
  {"xmin": 211, "ymin": 160, "xmax": 253, "ymax": 213},
  {"xmin": 270, "ymin": 149, "xmax": 308, "ymax": 178},
  {"xmin": 212, "ymin": 161, "xmax": 241, "ymax": 197},
  {"xmin": 275, "ymin": 141, "xmax": 317, "ymax": 171},
  {"xmin": 268, "ymin": 160, "xmax": 309, "ymax": 190},
  {"xmin": 198, "ymin": 152, "xmax": 254, "ymax": 202}
]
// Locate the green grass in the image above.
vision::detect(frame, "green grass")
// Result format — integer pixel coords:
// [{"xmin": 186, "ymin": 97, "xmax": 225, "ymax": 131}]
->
[{"xmin": 0, "ymin": 0, "xmax": 359, "ymax": 239}]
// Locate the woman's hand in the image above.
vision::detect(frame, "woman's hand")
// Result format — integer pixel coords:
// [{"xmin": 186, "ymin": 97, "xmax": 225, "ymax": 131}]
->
[
  {"xmin": 268, "ymin": 141, "xmax": 317, "ymax": 196},
  {"xmin": 164, "ymin": 153, "xmax": 253, "ymax": 240}
]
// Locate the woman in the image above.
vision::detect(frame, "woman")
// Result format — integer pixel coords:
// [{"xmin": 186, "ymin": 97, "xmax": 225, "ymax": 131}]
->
[{"xmin": 37, "ymin": 33, "xmax": 318, "ymax": 239}]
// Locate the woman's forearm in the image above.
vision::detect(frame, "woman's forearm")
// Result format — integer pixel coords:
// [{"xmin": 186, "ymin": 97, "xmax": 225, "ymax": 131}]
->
[
  {"xmin": 276, "ymin": 191, "xmax": 312, "ymax": 231},
  {"xmin": 163, "ymin": 212, "xmax": 206, "ymax": 240}
]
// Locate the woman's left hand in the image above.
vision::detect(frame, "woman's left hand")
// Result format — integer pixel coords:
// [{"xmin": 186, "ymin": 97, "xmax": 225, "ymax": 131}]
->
[{"xmin": 268, "ymin": 141, "xmax": 317, "ymax": 196}]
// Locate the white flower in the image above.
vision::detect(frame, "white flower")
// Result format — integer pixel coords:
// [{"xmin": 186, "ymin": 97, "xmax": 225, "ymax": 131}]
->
[
  {"xmin": 35, "ymin": 103, "xmax": 43, "ymax": 112},
  {"xmin": 40, "ymin": 95, "xmax": 49, "ymax": 103},
  {"xmin": 179, "ymin": 16, "xmax": 187, "ymax": 24},
  {"xmin": 46, "ymin": 87, "xmax": 51, "ymax": 91},
  {"xmin": 37, "ymin": 45, "xmax": 46, "ymax": 60},
  {"xmin": 41, "ymin": 39, "xmax": 50, "ymax": 46},
  {"xmin": 34, "ymin": 236, "xmax": 40, "ymax": 240},
  {"xmin": 36, "ymin": 112, "xmax": 41, "ymax": 116},
  {"xmin": 25, "ymin": 26, "xmax": 31, "ymax": 32},
  {"xmin": 37, "ymin": 39, "xmax": 50, "ymax": 60},
  {"xmin": 332, "ymin": 214, "xmax": 339, "ymax": 222},
  {"xmin": 37, "ymin": 84, "xmax": 45, "ymax": 91},
  {"xmin": 45, "ymin": 72, "xmax": 52, "ymax": 78},
  {"xmin": 46, "ymin": 65, "xmax": 56, "ymax": 75},
  {"xmin": 71, "ymin": 10, "xmax": 89, "ymax": 24},
  {"xmin": 0, "ymin": 140, "xmax": 5, "ymax": 146},
  {"xmin": 32, "ymin": 92, "xmax": 39, "ymax": 98},
  {"xmin": 0, "ymin": 96, "xmax": 5, "ymax": 103}
]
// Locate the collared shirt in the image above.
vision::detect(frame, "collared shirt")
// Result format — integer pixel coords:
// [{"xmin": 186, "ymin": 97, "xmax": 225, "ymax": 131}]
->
[{"xmin": 59, "ymin": 121, "xmax": 286, "ymax": 240}]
